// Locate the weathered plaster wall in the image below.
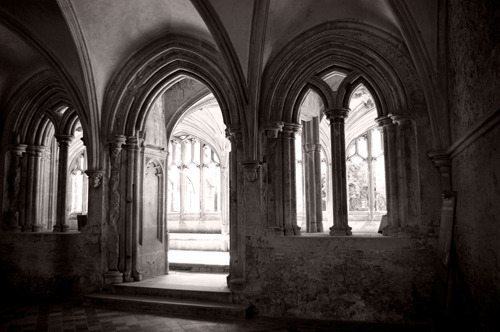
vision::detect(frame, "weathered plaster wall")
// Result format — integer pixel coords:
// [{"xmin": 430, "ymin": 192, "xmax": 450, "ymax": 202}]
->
[
  {"xmin": 241, "ymin": 235, "xmax": 436, "ymax": 323},
  {"xmin": 447, "ymin": 0, "xmax": 500, "ymax": 329},
  {"xmin": 0, "ymin": 226, "xmax": 103, "ymax": 299}
]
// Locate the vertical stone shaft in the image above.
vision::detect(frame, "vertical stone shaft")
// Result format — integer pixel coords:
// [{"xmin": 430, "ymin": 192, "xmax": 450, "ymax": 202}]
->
[
  {"xmin": 302, "ymin": 120, "xmax": 317, "ymax": 232},
  {"xmin": 124, "ymin": 137, "xmax": 137, "ymax": 282},
  {"xmin": 54, "ymin": 135, "xmax": 73, "ymax": 232},
  {"xmin": 28, "ymin": 146, "xmax": 45, "ymax": 232},
  {"xmin": 226, "ymin": 127, "xmax": 244, "ymax": 286},
  {"xmin": 312, "ymin": 117, "xmax": 323, "ymax": 233},
  {"xmin": 325, "ymin": 108, "xmax": 351, "ymax": 236},
  {"xmin": 133, "ymin": 134, "xmax": 143, "ymax": 281},
  {"xmin": 105, "ymin": 135, "xmax": 126, "ymax": 283},
  {"xmin": 393, "ymin": 115, "xmax": 421, "ymax": 231},
  {"xmin": 282, "ymin": 124, "xmax": 294, "ymax": 235},
  {"xmin": 7, "ymin": 144, "xmax": 27, "ymax": 232},
  {"xmin": 289, "ymin": 124, "xmax": 301, "ymax": 235},
  {"xmin": 376, "ymin": 116, "xmax": 400, "ymax": 236}
]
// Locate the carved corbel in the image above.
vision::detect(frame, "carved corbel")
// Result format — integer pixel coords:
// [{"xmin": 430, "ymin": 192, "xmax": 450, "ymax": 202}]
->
[
  {"xmin": 86, "ymin": 170, "xmax": 105, "ymax": 189},
  {"xmin": 240, "ymin": 161, "xmax": 260, "ymax": 182},
  {"xmin": 429, "ymin": 150, "xmax": 452, "ymax": 191}
]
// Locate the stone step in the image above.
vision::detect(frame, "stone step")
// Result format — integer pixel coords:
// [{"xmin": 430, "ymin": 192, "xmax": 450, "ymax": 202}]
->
[
  {"xmin": 85, "ymin": 293, "xmax": 252, "ymax": 319},
  {"xmin": 112, "ymin": 281, "xmax": 232, "ymax": 303},
  {"xmin": 169, "ymin": 262, "xmax": 230, "ymax": 274}
]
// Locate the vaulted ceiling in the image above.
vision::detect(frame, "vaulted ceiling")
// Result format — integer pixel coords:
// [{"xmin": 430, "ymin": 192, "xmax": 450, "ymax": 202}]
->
[{"xmin": 0, "ymin": 0, "xmax": 439, "ymax": 130}]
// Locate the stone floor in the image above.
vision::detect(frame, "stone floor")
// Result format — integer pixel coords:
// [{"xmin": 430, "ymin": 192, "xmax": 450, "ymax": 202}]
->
[{"xmin": 0, "ymin": 300, "xmax": 432, "ymax": 332}]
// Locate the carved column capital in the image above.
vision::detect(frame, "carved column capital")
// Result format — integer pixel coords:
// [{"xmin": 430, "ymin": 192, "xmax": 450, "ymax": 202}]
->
[
  {"xmin": 26, "ymin": 145, "xmax": 46, "ymax": 157},
  {"xmin": 304, "ymin": 143, "xmax": 321, "ymax": 153},
  {"xmin": 86, "ymin": 170, "xmax": 105, "ymax": 189},
  {"xmin": 324, "ymin": 107, "xmax": 350, "ymax": 122},
  {"xmin": 262, "ymin": 121, "xmax": 284, "ymax": 138},
  {"xmin": 375, "ymin": 116, "xmax": 396, "ymax": 132},
  {"xmin": 282, "ymin": 123, "xmax": 301, "ymax": 137},
  {"xmin": 389, "ymin": 113, "xmax": 412, "ymax": 129},
  {"xmin": 109, "ymin": 134, "xmax": 127, "ymax": 149},
  {"xmin": 225, "ymin": 126, "xmax": 243, "ymax": 145},
  {"xmin": 8, "ymin": 144, "xmax": 27, "ymax": 157},
  {"xmin": 55, "ymin": 134, "xmax": 74, "ymax": 146},
  {"xmin": 125, "ymin": 136, "xmax": 139, "ymax": 150},
  {"xmin": 240, "ymin": 161, "xmax": 260, "ymax": 182}
]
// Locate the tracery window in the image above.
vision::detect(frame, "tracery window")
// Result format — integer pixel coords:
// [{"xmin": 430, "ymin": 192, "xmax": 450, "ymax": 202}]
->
[
  {"xmin": 346, "ymin": 128, "xmax": 386, "ymax": 215},
  {"xmin": 167, "ymin": 137, "xmax": 221, "ymax": 216}
]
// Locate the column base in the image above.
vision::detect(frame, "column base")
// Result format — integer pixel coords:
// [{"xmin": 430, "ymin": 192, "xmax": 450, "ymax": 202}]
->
[
  {"xmin": 32, "ymin": 225, "xmax": 42, "ymax": 232},
  {"xmin": 61, "ymin": 225, "xmax": 70, "ymax": 232},
  {"xmin": 22, "ymin": 226, "xmax": 32, "ymax": 232},
  {"xmin": 123, "ymin": 272, "xmax": 134, "ymax": 282},
  {"xmin": 292, "ymin": 225, "xmax": 302, "ymax": 235},
  {"xmin": 329, "ymin": 226, "xmax": 352, "ymax": 236},
  {"xmin": 133, "ymin": 271, "xmax": 143, "ymax": 281},
  {"xmin": 103, "ymin": 271, "xmax": 123, "ymax": 285},
  {"xmin": 284, "ymin": 227, "xmax": 295, "ymax": 236}
]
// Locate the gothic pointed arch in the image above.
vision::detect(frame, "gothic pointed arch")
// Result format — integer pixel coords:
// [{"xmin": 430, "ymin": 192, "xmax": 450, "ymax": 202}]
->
[
  {"xmin": 261, "ymin": 20, "xmax": 424, "ymax": 130},
  {"xmin": 103, "ymin": 34, "xmax": 245, "ymax": 142}
]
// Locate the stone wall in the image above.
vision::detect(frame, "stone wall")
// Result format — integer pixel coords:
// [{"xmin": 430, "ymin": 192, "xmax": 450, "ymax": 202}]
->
[
  {"xmin": 241, "ymin": 234, "xmax": 436, "ymax": 323},
  {"xmin": 447, "ymin": 0, "xmax": 500, "ymax": 329},
  {"xmin": 0, "ymin": 226, "xmax": 103, "ymax": 299}
]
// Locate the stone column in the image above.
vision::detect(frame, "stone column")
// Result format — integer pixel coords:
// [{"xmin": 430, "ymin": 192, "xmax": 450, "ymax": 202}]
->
[
  {"xmin": 312, "ymin": 117, "xmax": 324, "ymax": 233},
  {"xmin": 262, "ymin": 121, "xmax": 284, "ymax": 233},
  {"xmin": 288, "ymin": 124, "xmax": 302, "ymax": 235},
  {"xmin": 324, "ymin": 108, "xmax": 352, "ymax": 236},
  {"xmin": 282, "ymin": 124, "xmax": 298, "ymax": 236},
  {"xmin": 226, "ymin": 126, "xmax": 245, "ymax": 288},
  {"xmin": 376, "ymin": 116, "xmax": 400, "ymax": 236},
  {"xmin": 133, "ymin": 133, "xmax": 144, "ymax": 281},
  {"xmin": 54, "ymin": 135, "xmax": 73, "ymax": 232},
  {"xmin": 6, "ymin": 144, "xmax": 27, "ymax": 232},
  {"xmin": 123, "ymin": 136, "xmax": 138, "ymax": 282},
  {"xmin": 105, "ymin": 135, "xmax": 126, "ymax": 284},
  {"xmin": 26, "ymin": 146, "xmax": 45, "ymax": 232},
  {"xmin": 392, "ymin": 114, "xmax": 421, "ymax": 233}
]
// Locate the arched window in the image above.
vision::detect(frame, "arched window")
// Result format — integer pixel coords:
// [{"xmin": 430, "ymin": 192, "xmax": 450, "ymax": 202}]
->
[{"xmin": 345, "ymin": 84, "xmax": 387, "ymax": 232}]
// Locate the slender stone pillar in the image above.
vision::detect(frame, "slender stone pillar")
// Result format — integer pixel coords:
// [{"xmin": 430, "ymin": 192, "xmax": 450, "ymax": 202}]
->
[
  {"xmin": 312, "ymin": 117, "xmax": 323, "ymax": 233},
  {"xmin": 133, "ymin": 133, "xmax": 144, "ymax": 281},
  {"xmin": 282, "ymin": 123, "xmax": 299, "ymax": 236},
  {"xmin": 27, "ymin": 146, "xmax": 45, "ymax": 232},
  {"xmin": 225, "ymin": 126, "xmax": 245, "ymax": 288},
  {"xmin": 302, "ymin": 120, "xmax": 323, "ymax": 233},
  {"xmin": 54, "ymin": 135, "xmax": 73, "ymax": 232},
  {"xmin": 391, "ymin": 114, "xmax": 421, "ymax": 233},
  {"xmin": 6, "ymin": 144, "xmax": 27, "ymax": 232},
  {"xmin": 324, "ymin": 108, "xmax": 352, "ymax": 236},
  {"xmin": 262, "ymin": 121, "xmax": 284, "ymax": 233},
  {"xmin": 376, "ymin": 116, "xmax": 400, "ymax": 236},
  {"xmin": 289, "ymin": 124, "xmax": 302, "ymax": 235},
  {"xmin": 104, "ymin": 135, "xmax": 126, "ymax": 284},
  {"xmin": 123, "ymin": 136, "xmax": 138, "ymax": 282}
]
